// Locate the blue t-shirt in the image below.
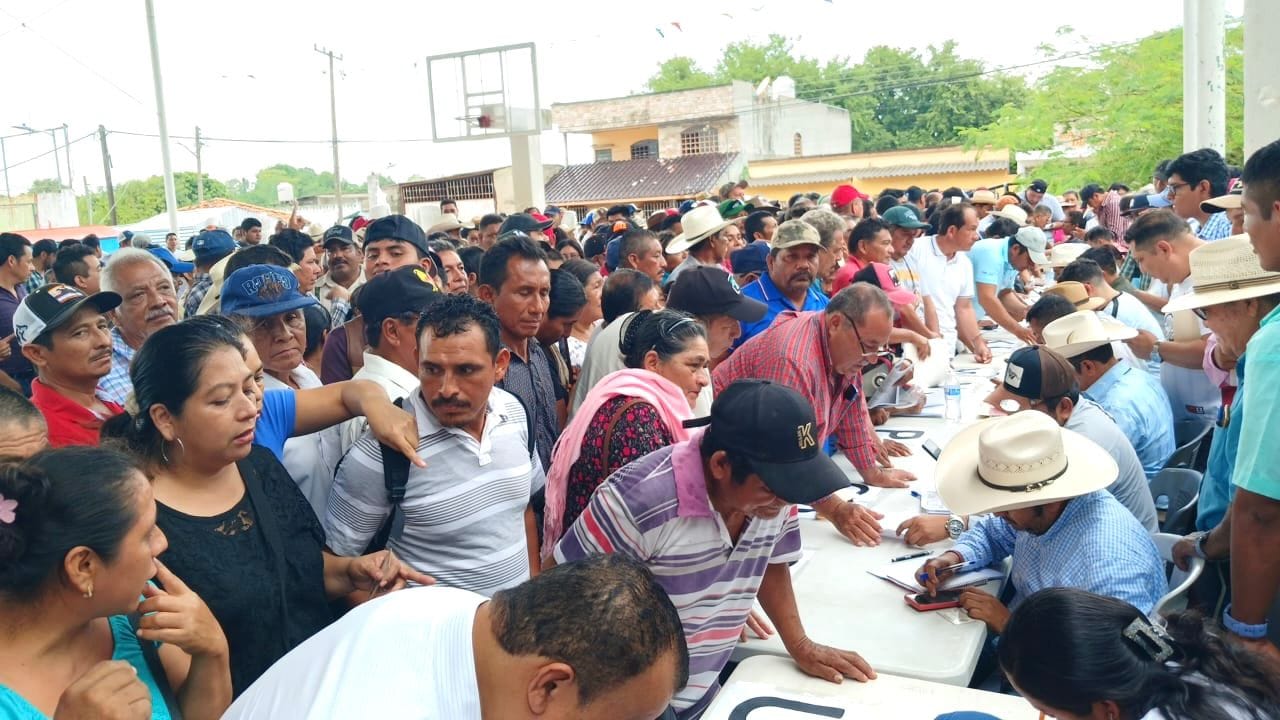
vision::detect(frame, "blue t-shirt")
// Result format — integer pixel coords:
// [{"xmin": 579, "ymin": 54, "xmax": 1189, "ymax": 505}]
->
[
  {"xmin": 0, "ymin": 616, "xmax": 172, "ymax": 719},
  {"xmin": 967, "ymin": 237, "xmax": 1016, "ymax": 321},
  {"xmin": 1198, "ymin": 356, "xmax": 1245, "ymax": 530},
  {"xmin": 254, "ymin": 388, "xmax": 297, "ymax": 463},
  {"xmin": 736, "ymin": 272, "xmax": 828, "ymax": 348}
]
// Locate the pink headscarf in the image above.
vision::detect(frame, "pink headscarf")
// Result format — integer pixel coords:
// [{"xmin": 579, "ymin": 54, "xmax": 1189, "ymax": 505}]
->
[{"xmin": 542, "ymin": 368, "xmax": 694, "ymax": 558}]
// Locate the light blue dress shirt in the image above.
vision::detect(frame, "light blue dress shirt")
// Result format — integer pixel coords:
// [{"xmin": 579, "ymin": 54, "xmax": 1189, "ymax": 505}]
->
[
  {"xmin": 1198, "ymin": 355, "xmax": 1244, "ymax": 530},
  {"xmin": 1234, "ymin": 304, "xmax": 1280, "ymax": 501},
  {"xmin": 1085, "ymin": 360, "xmax": 1177, "ymax": 481}
]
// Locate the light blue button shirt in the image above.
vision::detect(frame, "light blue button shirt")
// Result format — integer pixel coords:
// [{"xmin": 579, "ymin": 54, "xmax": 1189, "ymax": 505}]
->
[
  {"xmin": 1085, "ymin": 360, "xmax": 1177, "ymax": 482},
  {"xmin": 1198, "ymin": 355, "xmax": 1245, "ymax": 530},
  {"xmin": 1234, "ymin": 304, "xmax": 1280, "ymax": 501}
]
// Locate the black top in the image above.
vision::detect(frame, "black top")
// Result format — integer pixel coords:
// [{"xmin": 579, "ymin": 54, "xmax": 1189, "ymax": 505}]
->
[{"xmin": 156, "ymin": 446, "xmax": 333, "ymax": 696}]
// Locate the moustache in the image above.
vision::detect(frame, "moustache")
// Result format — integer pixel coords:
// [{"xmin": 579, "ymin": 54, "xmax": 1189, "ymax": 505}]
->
[
  {"xmin": 146, "ymin": 308, "xmax": 175, "ymax": 323},
  {"xmin": 431, "ymin": 398, "xmax": 470, "ymax": 410},
  {"xmin": 789, "ymin": 271, "xmax": 814, "ymax": 283}
]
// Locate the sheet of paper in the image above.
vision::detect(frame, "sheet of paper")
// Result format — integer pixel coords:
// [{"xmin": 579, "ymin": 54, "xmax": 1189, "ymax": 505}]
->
[{"xmin": 866, "ymin": 559, "xmax": 1004, "ymax": 593}]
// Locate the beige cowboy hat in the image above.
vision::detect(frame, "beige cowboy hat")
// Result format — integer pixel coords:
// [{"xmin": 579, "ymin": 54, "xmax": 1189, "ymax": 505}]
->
[
  {"xmin": 1045, "ymin": 242, "xmax": 1088, "ymax": 268},
  {"xmin": 1163, "ymin": 234, "xmax": 1280, "ymax": 313},
  {"xmin": 428, "ymin": 214, "xmax": 465, "ymax": 234},
  {"xmin": 1201, "ymin": 181, "xmax": 1243, "ymax": 214},
  {"xmin": 970, "ymin": 189, "xmax": 999, "ymax": 206},
  {"xmin": 1042, "ymin": 311, "xmax": 1137, "ymax": 358},
  {"xmin": 987, "ymin": 205, "xmax": 1029, "ymax": 226},
  {"xmin": 936, "ymin": 410, "xmax": 1117, "ymax": 515},
  {"xmin": 1044, "ymin": 281, "xmax": 1107, "ymax": 312},
  {"xmin": 666, "ymin": 205, "xmax": 737, "ymax": 255}
]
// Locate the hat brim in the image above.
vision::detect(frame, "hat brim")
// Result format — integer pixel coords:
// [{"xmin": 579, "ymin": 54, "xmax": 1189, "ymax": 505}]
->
[
  {"xmin": 1028, "ymin": 249, "xmax": 1051, "ymax": 266},
  {"xmin": 754, "ymin": 450, "xmax": 851, "ymax": 505},
  {"xmin": 988, "ymin": 210, "xmax": 1028, "ymax": 226},
  {"xmin": 723, "ymin": 294, "xmax": 768, "ymax": 323},
  {"xmin": 883, "ymin": 286, "xmax": 918, "ymax": 306},
  {"xmin": 1052, "ymin": 337, "xmax": 1132, "ymax": 358},
  {"xmin": 1162, "ymin": 280, "xmax": 1280, "ymax": 313},
  {"xmin": 169, "ymin": 261, "xmax": 195, "ymax": 274},
  {"xmin": 936, "ymin": 419, "xmax": 1117, "ymax": 515},
  {"xmin": 1200, "ymin": 195, "xmax": 1242, "ymax": 213},
  {"xmin": 225, "ymin": 294, "xmax": 318, "ymax": 318},
  {"xmin": 428, "ymin": 222, "xmax": 465, "ymax": 233},
  {"xmin": 26, "ymin": 291, "xmax": 123, "ymax": 346},
  {"xmin": 666, "ymin": 218, "xmax": 737, "ymax": 255}
]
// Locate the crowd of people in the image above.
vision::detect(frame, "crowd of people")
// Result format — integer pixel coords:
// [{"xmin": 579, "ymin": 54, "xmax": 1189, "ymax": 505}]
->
[{"xmin": 0, "ymin": 139, "xmax": 1279, "ymax": 719}]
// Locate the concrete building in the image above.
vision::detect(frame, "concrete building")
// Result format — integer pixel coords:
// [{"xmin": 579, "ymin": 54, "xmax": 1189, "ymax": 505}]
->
[{"xmin": 398, "ymin": 165, "xmax": 563, "ymax": 229}]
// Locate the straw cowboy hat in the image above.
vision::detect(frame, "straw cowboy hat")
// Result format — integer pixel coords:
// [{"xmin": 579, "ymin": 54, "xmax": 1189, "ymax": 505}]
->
[
  {"xmin": 1044, "ymin": 281, "xmax": 1107, "ymax": 312},
  {"xmin": 1042, "ymin": 311, "xmax": 1138, "ymax": 358},
  {"xmin": 1162, "ymin": 234, "xmax": 1280, "ymax": 313},
  {"xmin": 666, "ymin": 205, "xmax": 738, "ymax": 255},
  {"xmin": 987, "ymin": 205, "xmax": 1029, "ymax": 226},
  {"xmin": 1045, "ymin": 242, "xmax": 1089, "ymax": 268},
  {"xmin": 970, "ymin": 189, "xmax": 998, "ymax": 206},
  {"xmin": 428, "ymin": 214, "xmax": 465, "ymax": 234},
  {"xmin": 936, "ymin": 410, "xmax": 1118, "ymax": 515}
]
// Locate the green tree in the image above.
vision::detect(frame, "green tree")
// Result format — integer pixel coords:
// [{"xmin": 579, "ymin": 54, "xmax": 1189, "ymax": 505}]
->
[
  {"xmin": 27, "ymin": 178, "xmax": 64, "ymax": 194},
  {"xmin": 77, "ymin": 172, "xmax": 230, "ymax": 225},
  {"xmin": 231, "ymin": 164, "xmax": 366, "ymax": 206},
  {"xmin": 960, "ymin": 26, "xmax": 1244, "ymax": 188},
  {"xmin": 646, "ymin": 57, "xmax": 715, "ymax": 93}
]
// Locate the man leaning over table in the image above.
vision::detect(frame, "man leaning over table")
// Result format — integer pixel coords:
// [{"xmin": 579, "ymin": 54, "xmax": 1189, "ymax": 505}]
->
[
  {"xmin": 714, "ymin": 281, "xmax": 917, "ymax": 548},
  {"xmin": 551, "ymin": 380, "xmax": 877, "ymax": 719}
]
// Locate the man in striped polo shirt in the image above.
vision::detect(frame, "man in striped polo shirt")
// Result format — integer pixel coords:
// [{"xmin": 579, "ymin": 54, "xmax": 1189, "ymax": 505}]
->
[{"xmin": 553, "ymin": 380, "xmax": 876, "ymax": 718}]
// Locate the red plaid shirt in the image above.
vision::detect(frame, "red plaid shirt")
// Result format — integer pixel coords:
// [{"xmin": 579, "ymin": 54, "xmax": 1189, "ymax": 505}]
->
[{"xmin": 713, "ymin": 310, "xmax": 879, "ymax": 470}]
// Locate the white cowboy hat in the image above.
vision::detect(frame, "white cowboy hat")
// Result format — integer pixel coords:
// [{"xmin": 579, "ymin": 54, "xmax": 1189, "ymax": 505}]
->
[
  {"xmin": 936, "ymin": 410, "xmax": 1117, "ymax": 515},
  {"xmin": 987, "ymin": 205, "xmax": 1029, "ymax": 226},
  {"xmin": 1162, "ymin": 234, "xmax": 1280, "ymax": 313},
  {"xmin": 666, "ymin": 205, "xmax": 737, "ymax": 255},
  {"xmin": 970, "ymin": 189, "xmax": 998, "ymax": 206},
  {"xmin": 1045, "ymin": 241, "xmax": 1088, "ymax": 268},
  {"xmin": 1042, "ymin": 311, "xmax": 1138, "ymax": 358},
  {"xmin": 428, "ymin": 214, "xmax": 465, "ymax": 234},
  {"xmin": 1044, "ymin": 280, "xmax": 1108, "ymax": 312}
]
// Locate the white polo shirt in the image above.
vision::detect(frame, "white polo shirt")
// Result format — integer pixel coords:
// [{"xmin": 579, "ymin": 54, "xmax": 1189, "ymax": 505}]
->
[{"xmin": 908, "ymin": 235, "xmax": 975, "ymax": 351}]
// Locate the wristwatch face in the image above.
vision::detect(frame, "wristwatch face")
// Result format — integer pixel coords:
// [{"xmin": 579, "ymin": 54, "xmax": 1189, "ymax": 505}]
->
[{"xmin": 946, "ymin": 517, "xmax": 964, "ymax": 539}]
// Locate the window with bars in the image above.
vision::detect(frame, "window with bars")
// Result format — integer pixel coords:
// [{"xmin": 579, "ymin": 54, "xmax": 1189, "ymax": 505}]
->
[
  {"xmin": 630, "ymin": 140, "xmax": 658, "ymax": 160},
  {"xmin": 680, "ymin": 126, "xmax": 719, "ymax": 156},
  {"xmin": 793, "ymin": 132, "xmax": 803, "ymax": 156},
  {"xmin": 594, "ymin": 148, "xmax": 613, "ymax": 163},
  {"xmin": 400, "ymin": 174, "xmax": 496, "ymax": 203}
]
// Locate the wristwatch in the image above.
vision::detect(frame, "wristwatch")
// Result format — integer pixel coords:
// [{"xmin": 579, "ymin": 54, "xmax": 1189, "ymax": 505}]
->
[
  {"xmin": 1187, "ymin": 530, "xmax": 1210, "ymax": 560},
  {"xmin": 946, "ymin": 514, "xmax": 966, "ymax": 540},
  {"xmin": 1150, "ymin": 341, "xmax": 1162, "ymax": 364}
]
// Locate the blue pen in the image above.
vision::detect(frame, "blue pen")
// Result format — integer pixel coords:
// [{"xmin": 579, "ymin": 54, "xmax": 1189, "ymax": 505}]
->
[{"xmin": 917, "ymin": 560, "xmax": 973, "ymax": 584}]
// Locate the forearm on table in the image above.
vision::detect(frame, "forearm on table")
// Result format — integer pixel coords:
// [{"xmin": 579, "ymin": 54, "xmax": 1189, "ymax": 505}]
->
[
  {"xmin": 1230, "ymin": 489, "xmax": 1280, "ymax": 623},
  {"xmin": 1160, "ymin": 338, "xmax": 1209, "ymax": 369},
  {"xmin": 977, "ymin": 287, "xmax": 1021, "ymax": 335},
  {"xmin": 177, "ymin": 651, "xmax": 232, "ymax": 720},
  {"xmin": 757, "ymin": 562, "xmax": 807, "ymax": 652},
  {"xmin": 955, "ymin": 304, "xmax": 983, "ymax": 349}
]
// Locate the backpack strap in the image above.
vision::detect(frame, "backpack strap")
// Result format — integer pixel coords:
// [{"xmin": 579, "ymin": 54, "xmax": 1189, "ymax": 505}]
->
[{"xmin": 366, "ymin": 395, "xmax": 411, "ymax": 554}]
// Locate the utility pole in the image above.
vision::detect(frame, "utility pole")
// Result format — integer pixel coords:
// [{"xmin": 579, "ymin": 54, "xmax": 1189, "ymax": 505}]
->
[
  {"xmin": 98, "ymin": 125, "xmax": 118, "ymax": 225},
  {"xmin": 61, "ymin": 124, "xmax": 73, "ymax": 189},
  {"xmin": 84, "ymin": 177, "xmax": 93, "ymax": 225},
  {"xmin": 195, "ymin": 125, "xmax": 204, "ymax": 203},
  {"xmin": 314, "ymin": 45, "xmax": 343, "ymax": 222},
  {"xmin": 145, "ymin": 0, "xmax": 179, "ymax": 234},
  {"xmin": 48, "ymin": 129, "xmax": 63, "ymax": 188},
  {"xmin": 0, "ymin": 137, "xmax": 9, "ymax": 199}
]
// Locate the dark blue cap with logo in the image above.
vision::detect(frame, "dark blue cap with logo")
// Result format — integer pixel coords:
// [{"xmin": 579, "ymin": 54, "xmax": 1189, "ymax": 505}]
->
[
  {"xmin": 220, "ymin": 264, "xmax": 318, "ymax": 318},
  {"xmin": 192, "ymin": 229, "xmax": 236, "ymax": 263}
]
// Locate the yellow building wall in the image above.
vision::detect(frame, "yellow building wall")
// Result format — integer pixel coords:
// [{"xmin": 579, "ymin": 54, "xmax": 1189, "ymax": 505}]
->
[{"xmin": 590, "ymin": 126, "xmax": 660, "ymax": 161}]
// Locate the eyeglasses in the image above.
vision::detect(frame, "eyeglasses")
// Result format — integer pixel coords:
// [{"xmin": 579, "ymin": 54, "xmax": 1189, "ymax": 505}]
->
[
  {"xmin": 842, "ymin": 312, "xmax": 887, "ymax": 358},
  {"xmin": 1192, "ymin": 307, "xmax": 1207, "ymax": 321},
  {"xmin": 1166, "ymin": 181, "xmax": 1192, "ymax": 197}
]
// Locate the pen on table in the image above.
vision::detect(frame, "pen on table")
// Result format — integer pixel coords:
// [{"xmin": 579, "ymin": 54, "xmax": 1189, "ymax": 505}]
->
[{"xmin": 890, "ymin": 551, "xmax": 931, "ymax": 563}]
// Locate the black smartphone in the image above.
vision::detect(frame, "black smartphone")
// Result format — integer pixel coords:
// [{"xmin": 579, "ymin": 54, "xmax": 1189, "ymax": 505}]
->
[
  {"xmin": 923, "ymin": 439, "xmax": 942, "ymax": 460},
  {"xmin": 906, "ymin": 590, "xmax": 962, "ymax": 611}
]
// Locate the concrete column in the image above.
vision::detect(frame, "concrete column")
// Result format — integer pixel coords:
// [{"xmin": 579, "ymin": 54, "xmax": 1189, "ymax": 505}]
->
[
  {"xmin": 1195, "ymin": 0, "xmax": 1227, "ymax": 155},
  {"xmin": 1244, "ymin": 0, "xmax": 1280, "ymax": 156},
  {"xmin": 1183, "ymin": 0, "xmax": 1201, "ymax": 151},
  {"xmin": 509, "ymin": 133, "xmax": 546, "ymax": 212}
]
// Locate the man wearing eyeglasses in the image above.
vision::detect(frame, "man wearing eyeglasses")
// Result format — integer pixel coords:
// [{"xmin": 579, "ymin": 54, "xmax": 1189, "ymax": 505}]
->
[
  {"xmin": 1166, "ymin": 148, "xmax": 1234, "ymax": 241},
  {"xmin": 713, "ymin": 281, "xmax": 916, "ymax": 548}
]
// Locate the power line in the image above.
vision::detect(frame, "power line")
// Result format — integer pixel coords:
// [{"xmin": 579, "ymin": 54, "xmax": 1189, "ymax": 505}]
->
[
  {"xmin": 0, "ymin": 4, "xmax": 145, "ymax": 105},
  {"xmin": 4, "ymin": 132, "xmax": 95, "ymax": 171}
]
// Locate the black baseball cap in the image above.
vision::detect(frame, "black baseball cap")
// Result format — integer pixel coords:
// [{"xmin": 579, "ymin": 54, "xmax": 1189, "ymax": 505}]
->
[
  {"xmin": 499, "ymin": 213, "xmax": 554, "ymax": 235},
  {"xmin": 364, "ymin": 215, "xmax": 429, "ymax": 256},
  {"xmin": 14, "ymin": 284, "xmax": 121, "ymax": 347},
  {"xmin": 583, "ymin": 234, "xmax": 607, "ymax": 259},
  {"xmin": 1028, "ymin": 179, "xmax": 1049, "ymax": 193},
  {"xmin": 987, "ymin": 346, "xmax": 1078, "ymax": 407},
  {"xmin": 666, "ymin": 266, "xmax": 767, "ymax": 323},
  {"xmin": 686, "ymin": 380, "xmax": 850, "ymax": 505},
  {"xmin": 322, "ymin": 225, "xmax": 356, "ymax": 248},
  {"xmin": 356, "ymin": 266, "xmax": 441, "ymax": 330}
]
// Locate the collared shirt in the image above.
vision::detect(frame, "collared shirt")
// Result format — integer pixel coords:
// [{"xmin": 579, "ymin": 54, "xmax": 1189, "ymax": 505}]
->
[
  {"xmin": 737, "ymin": 271, "xmax": 828, "ymax": 348},
  {"xmin": 967, "ymin": 236, "xmax": 1016, "ymax": 322},
  {"xmin": 713, "ymin": 311, "xmax": 879, "ymax": 470},
  {"xmin": 263, "ymin": 366, "xmax": 331, "ymax": 519},
  {"xmin": 99, "ymin": 327, "xmax": 136, "ymax": 407},
  {"xmin": 1233, "ymin": 305, "xmax": 1280, "ymax": 501},
  {"xmin": 554, "ymin": 431, "xmax": 801, "ymax": 719},
  {"xmin": 314, "ymin": 270, "xmax": 364, "ymax": 327},
  {"xmin": 30, "ymin": 378, "xmax": 124, "ymax": 447},
  {"xmin": 1099, "ymin": 292, "xmax": 1165, "ymax": 378},
  {"xmin": 1085, "ymin": 361, "xmax": 1176, "ymax": 482},
  {"xmin": 497, "ymin": 339, "xmax": 556, "ymax": 471},
  {"xmin": 1094, "ymin": 193, "xmax": 1130, "ymax": 240},
  {"xmin": 1198, "ymin": 211, "xmax": 1234, "ymax": 242},
  {"xmin": 1065, "ymin": 398, "xmax": 1159, "ymax": 532},
  {"xmin": 325, "ymin": 351, "xmax": 421, "ymax": 462},
  {"xmin": 1199, "ymin": 355, "xmax": 1246, "ymax": 530},
  {"xmin": 953, "ymin": 490, "xmax": 1166, "ymax": 615},
  {"xmin": 664, "ymin": 253, "xmax": 715, "ymax": 289},
  {"xmin": 183, "ymin": 272, "xmax": 214, "ymax": 318},
  {"xmin": 21, "ymin": 271, "xmax": 44, "ymax": 297},
  {"xmin": 829, "ymin": 254, "xmax": 869, "ymax": 295},
  {"xmin": 0, "ymin": 284, "xmax": 32, "ymax": 380},
  {"xmin": 1021, "ymin": 191, "xmax": 1065, "ymax": 221},
  {"xmin": 326, "ymin": 388, "xmax": 543, "ymax": 597},
  {"xmin": 907, "ymin": 235, "xmax": 975, "ymax": 348}
]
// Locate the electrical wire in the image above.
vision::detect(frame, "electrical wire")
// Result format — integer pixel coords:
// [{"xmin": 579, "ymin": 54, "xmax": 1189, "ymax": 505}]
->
[{"xmin": 2, "ymin": 132, "xmax": 95, "ymax": 171}]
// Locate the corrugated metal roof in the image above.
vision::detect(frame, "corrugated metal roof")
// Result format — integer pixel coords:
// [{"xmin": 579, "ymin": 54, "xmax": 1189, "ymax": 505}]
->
[
  {"xmin": 750, "ymin": 159, "xmax": 1009, "ymax": 187},
  {"xmin": 545, "ymin": 153, "xmax": 739, "ymax": 204}
]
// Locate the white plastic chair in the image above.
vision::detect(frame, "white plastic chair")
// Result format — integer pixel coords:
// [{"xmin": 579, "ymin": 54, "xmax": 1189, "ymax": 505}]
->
[{"xmin": 1151, "ymin": 532, "xmax": 1206, "ymax": 617}]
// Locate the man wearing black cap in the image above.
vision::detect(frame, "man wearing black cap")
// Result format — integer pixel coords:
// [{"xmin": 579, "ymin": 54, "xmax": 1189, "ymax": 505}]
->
[
  {"xmin": 1021, "ymin": 179, "xmax": 1064, "ymax": 222},
  {"xmin": 185, "ymin": 229, "xmax": 236, "ymax": 318},
  {"xmin": 553, "ymin": 380, "xmax": 876, "ymax": 717},
  {"xmin": 499, "ymin": 213, "xmax": 555, "ymax": 247},
  {"xmin": 314, "ymin": 225, "xmax": 365, "ymax": 318},
  {"xmin": 14, "ymin": 283, "xmax": 124, "ymax": 446}
]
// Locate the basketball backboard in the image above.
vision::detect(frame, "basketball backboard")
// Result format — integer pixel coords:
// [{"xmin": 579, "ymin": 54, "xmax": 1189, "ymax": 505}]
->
[{"xmin": 426, "ymin": 43, "xmax": 545, "ymax": 143}]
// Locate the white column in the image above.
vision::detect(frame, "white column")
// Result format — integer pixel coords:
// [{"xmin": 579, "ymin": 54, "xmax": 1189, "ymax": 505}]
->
[
  {"xmin": 1196, "ymin": 0, "xmax": 1227, "ymax": 154},
  {"xmin": 1244, "ymin": 0, "xmax": 1280, "ymax": 156},
  {"xmin": 509, "ymin": 134, "xmax": 545, "ymax": 212},
  {"xmin": 145, "ymin": 0, "xmax": 179, "ymax": 234},
  {"xmin": 1183, "ymin": 0, "xmax": 1201, "ymax": 151}
]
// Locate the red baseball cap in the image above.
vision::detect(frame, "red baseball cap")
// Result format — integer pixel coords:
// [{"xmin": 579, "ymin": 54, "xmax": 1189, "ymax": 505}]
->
[
  {"xmin": 831, "ymin": 184, "xmax": 869, "ymax": 207},
  {"xmin": 852, "ymin": 262, "xmax": 917, "ymax": 306}
]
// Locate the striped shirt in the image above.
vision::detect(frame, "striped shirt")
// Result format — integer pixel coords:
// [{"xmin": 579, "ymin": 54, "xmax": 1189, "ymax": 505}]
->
[
  {"xmin": 325, "ymin": 387, "xmax": 543, "ymax": 597},
  {"xmin": 554, "ymin": 430, "xmax": 802, "ymax": 719}
]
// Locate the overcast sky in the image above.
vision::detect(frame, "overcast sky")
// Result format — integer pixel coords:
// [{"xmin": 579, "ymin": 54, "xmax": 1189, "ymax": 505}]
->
[{"xmin": 0, "ymin": 0, "xmax": 1243, "ymax": 197}]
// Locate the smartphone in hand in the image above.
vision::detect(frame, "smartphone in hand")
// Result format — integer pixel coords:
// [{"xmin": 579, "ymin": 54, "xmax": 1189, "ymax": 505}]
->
[{"xmin": 905, "ymin": 591, "xmax": 962, "ymax": 612}]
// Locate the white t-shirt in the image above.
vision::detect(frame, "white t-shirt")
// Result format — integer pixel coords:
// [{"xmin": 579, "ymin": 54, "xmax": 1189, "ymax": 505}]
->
[
  {"xmin": 224, "ymin": 586, "xmax": 485, "ymax": 720},
  {"xmin": 1099, "ymin": 291, "xmax": 1166, "ymax": 378},
  {"xmin": 908, "ymin": 235, "xmax": 975, "ymax": 351},
  {"xmin": 1161, "ymin": 276, "xmax": 1221, "ymax": 425},
  {"xmin": 263, "ymin": 366, "xmax": 331, "ymax": 519}
]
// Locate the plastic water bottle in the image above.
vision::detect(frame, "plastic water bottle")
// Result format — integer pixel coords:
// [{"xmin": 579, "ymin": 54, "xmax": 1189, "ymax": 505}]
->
[{"xmin": 944, "ymin": 370, "xmax": 962, "ymax": 423}]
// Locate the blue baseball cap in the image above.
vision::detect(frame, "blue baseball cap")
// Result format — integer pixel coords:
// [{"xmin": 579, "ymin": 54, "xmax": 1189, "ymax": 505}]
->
[
  {"xmin": 605, "ymin": 237, "xmax": 621, "ymax": 271},
  {"xmin": 220, "ymin": 264, "xmax": 318, "ymax": 318},
  {"xmin": 730, "ymin": 240, "xmax": 769, "ymax": 276},
  {"xmin": 192, "ymin": 229, "xmax": 236, "ymax": 263},
  {"xmin": 148, "ymin": 247, "xmax": 195, "ymax": 274}
]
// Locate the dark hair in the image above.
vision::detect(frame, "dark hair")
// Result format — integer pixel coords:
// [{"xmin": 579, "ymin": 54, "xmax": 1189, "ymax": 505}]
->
[
  {"xmin": 1125, "ymin": 209, "xmax": 1190, "ymax": 251},
  {"xmin": 1154, "ymin": 159, "xmax": 1173, "ymax": 181},
  {"xmin": 239, "ymin": 217, "xmax": 262, "ymax": 232},
  {"xmin": 32, "ymin": 238, "xmax": 57, "ymax": 259},
  {"xmin": 52, "ymin": 244, "xmax": 96, "ymax": 286},
  {"xmin": 984, "ymin": 216, "xmax": 1020, "ymax": 239},
  {"xmin": 415, "ymin": 292, "xmax": 501, "ymax": 358},
  {"xmin": 224, "ymin": 244, "xmax": 293, "ymax": 277},
  {"xmin": 1058, "ymin": 259, "xmax": 1106, "ymax": 286},
  {"xmin": 1080, "ymin": 183, "xmax": 1104, "ymax": 205},
  {"xmin": 302, "ymin": 304, "xmax": 330, "ymax": 357},
  {"xmin": 81, "ymin": 235, "xmax": 100, "ymax": 252},
  {"xmin": 1065, "ymin": 210, "xmax": 1086, "ymax": 227},
  {"xmin": 440, "ymin": 198, "xmax": 457, "ymax": 209},
  {"xmin": 490, "ymin": 553, "xmax": 687, "ymax": 705},
  {"xmin": 1242, "ymin": 138, "xmax": 1280, "ymax": 223},
  {"xmin": 619, "ymin": 228, "xmax": 658, "ymax": 267},
  {"xmin": 1084, "ymin": 226, "xmax": 1118, "ymax": 246},
  {"xmin": 0, "ymin": 448, "xmax": 144, "ymax": 600},
  {"xmin": 744, "ymin": 211, "xmax": 773, "ymax": 242},
  {"xmin": 936, "ymin": 203, "xmax": 973, "ymax": 236},
  {"xmin": 699, "ymin": 420, "xmax": 757, "ymax": 485},
  {"xmin": 618, "ymin": 309, "xmax": 706, "ymax": 369},
  {"xmin": 873, "ymin": 195, "xmax": 899, "ymax": 217},
  {"xmin": 1001, "ymin": 588, "xmax": 1280, "ymax": 720},
  {"xmin": 1067, "ymin": 342, "xmax": 1115, "ymax": 372},
  {"xmin": 560, "ymin": 258, "xmax": 600, "ymax": 289},
  {"xmin": 478, "ymin": 234, "xmax": 546, "ymax": 291},
  {"xmin": 547, "ymin": 268, "xmax": 587, "ymax": 321},
  {"xmin": 479, "ymin": 213, "xmax": 503, "ymax": 230},
  {"xmin": 1082, "ymin": 245, "xmax": 1123, "ymax": 273},
  {"xmin": 1110, "ymin": 182, "xmax": 1131, "ymax": 193},
  {"xmin": 0, "ymin": 386, "xmax": 42, "ymax": 430},
  {"xmin": 1168, "ymin": 147, "xmax": 1230, "ymax": 197},
  {"xmin": 0, "ymin": 232, "xmax": 31, "ymax": 265},
  {"xmin": 268, "ymin": 229, "xmax": 313, "ymax": 264},
  {"xmin": 101, "ymin": 317, "xmax": 246, "ymax": 466},
  {"xmin": 1026, "ymin": 293, "xmax": 1077, "ymax": 327},
  {"xmin": 556, "ymin": 238, "xmax": 585, "ymax": 258},
  {"xmin": 601, "ymin": 269, "xmax": 655, "ymax": 325},
  {"xmin": 458, "ymin": 245, "xmax": 484, "ymax": 279},
  {"xmin": 906, "ymin": 186, "xmax": 925, "ymax": 204},
  {"xmin": 850, "ymin": 217, "xmax": 888, "ymax": 251}
]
